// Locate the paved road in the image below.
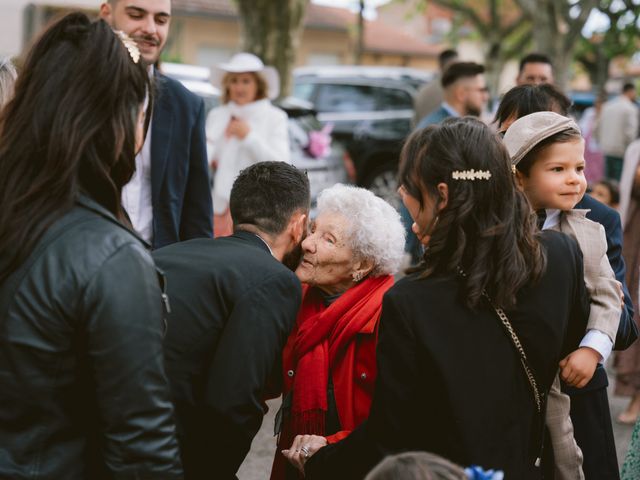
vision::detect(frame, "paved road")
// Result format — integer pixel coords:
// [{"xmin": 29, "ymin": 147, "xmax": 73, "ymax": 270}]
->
[{"xmin": 237, "ymin": 373, "xmax": 637, "ymax": 480}]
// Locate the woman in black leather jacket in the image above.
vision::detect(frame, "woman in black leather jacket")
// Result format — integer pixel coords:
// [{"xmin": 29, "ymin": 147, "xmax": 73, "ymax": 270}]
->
[{"xmin": 0, "ymin": 13, "xmax": 182, "ymax": 479}]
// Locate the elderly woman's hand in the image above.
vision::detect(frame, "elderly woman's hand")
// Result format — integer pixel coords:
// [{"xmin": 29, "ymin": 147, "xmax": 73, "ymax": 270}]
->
[
  {"xmin": 225, "ymin": 117, "xmax": 250, "ymax": 139},
  {"xmin": 282, "ymin": 434, "xmax": 328, "ymax": 473}
]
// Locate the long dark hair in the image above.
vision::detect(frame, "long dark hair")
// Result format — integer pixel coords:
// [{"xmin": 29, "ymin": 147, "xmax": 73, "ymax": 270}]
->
[
  {"xmin": 0, "ymin": 13, "xmax": 149, "ymax": 283},
  {"xmin": 401, "ymin": 117, "xmax": 546, "ymax": 309}
]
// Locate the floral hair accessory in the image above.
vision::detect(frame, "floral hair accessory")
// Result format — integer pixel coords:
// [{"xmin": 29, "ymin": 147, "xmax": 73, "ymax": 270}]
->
[
  {"xmin": 452, "ymin": 169, "xmax": 492, "ymax": 181},
  {"xmin": 114, "ymin": 30, "xmax": 140, "ymax": 64}
]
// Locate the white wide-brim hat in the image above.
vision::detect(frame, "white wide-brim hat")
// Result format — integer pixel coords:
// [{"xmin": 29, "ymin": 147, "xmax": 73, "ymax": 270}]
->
[{"xmin": 211, "ymin": 52, "xmax": 280, "ymax": 100}]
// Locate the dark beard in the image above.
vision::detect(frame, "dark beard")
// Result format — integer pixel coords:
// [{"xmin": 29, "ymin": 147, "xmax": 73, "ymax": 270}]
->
[
  {"xmin": 282, "ymin": 242, "xmax": 304, "ymax": 272},
  {"xmin": 465, "ymin": 105, "xmax": 481, "ymax": 117}
]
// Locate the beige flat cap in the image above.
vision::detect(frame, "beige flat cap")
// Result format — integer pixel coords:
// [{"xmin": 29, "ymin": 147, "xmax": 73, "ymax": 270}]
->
[{"xmin": 503, "ymin": 111, "xmax": 581, "ymax": 165}]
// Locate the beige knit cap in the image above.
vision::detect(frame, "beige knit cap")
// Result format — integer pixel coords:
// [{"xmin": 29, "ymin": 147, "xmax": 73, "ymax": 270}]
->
[{"xmin": 503, "ymin": 111, "xmax": 581, "ymax": 165}]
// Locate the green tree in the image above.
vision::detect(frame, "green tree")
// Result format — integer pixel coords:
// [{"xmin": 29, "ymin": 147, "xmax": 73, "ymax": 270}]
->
[
  {"xmin": 575, "ymin": 0, "xmax": 640, "ymax": 93},
  {"xmin": 514, "ymin": 0, "xmax": 599, "ymax": 90},
  {"xmin": 235, "ymin": 0, "xmax": 309, "ymax": 98},
  {"xmin": 425, "ymin": 0, "xmax": 531, "ymax": 97}
]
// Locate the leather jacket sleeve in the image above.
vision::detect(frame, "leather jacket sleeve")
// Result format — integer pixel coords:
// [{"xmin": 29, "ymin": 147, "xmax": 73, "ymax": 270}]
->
[{"xmin": 80, "ymin": 242, "xmax": 183, "ymax": 478}]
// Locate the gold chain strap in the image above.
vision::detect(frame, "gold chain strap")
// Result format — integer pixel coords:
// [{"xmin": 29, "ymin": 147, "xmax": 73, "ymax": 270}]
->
[
  {"xmin": 457, "ymin": 268, "xmax": 543, "ymax": 413},
  {"xmin": 488, "ymin": 299, "xmax": 543, "ymax": 413}
]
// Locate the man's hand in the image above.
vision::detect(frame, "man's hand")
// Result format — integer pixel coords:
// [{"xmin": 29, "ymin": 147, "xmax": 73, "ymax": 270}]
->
[
  {"xmin": 282, "ymin": 434, "xmax": 328, "ymax": 474},
  {"xmin": 559, "ymin": 347, "xmax": 601, "ymax": 388}
]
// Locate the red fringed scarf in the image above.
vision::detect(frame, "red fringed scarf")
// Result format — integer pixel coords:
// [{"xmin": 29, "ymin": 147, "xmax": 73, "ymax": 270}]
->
[{"xmin": 286, "ymin": 275, "xmax": 394, "ymax": 437}]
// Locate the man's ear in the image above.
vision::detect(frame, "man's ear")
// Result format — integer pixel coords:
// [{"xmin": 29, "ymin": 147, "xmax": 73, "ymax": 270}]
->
[
  {"xmin": 290, "ymin": 212, "xmax": 307, "ymax": 245},
  {"xmin": 451, "ymin": 83, "xmax": 464, "ymax": 104},
  {"xmin": 99, "ymin": 3, "xmax": 112, "ymax": 21}
]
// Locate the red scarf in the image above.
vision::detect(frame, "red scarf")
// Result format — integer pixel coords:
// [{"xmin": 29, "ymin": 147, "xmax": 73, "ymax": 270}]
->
[{"xmin": 287, "ymin": 275, "xmax": 394, "ymax": 437}]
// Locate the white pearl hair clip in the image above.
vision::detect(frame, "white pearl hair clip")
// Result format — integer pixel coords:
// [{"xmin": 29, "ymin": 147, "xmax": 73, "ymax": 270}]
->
[
  {"xmin": 114, "ymin": 30, "xmax": 141, "ymax": 64},
  {"xmin": 451, "ymin": 169, "xmax": 492, "ymax": 181}
]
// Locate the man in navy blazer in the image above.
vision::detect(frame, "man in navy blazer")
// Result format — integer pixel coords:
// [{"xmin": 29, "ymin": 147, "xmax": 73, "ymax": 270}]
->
[
  {"xmin": 101, "ymin": 0, "xmax": 213, "ymax": 248},
  {"xmin": 415, "ymin": 62, "xmax": 489, "ymax": 130}
]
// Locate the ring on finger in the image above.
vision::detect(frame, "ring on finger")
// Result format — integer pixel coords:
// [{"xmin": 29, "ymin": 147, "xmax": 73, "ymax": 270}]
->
[{"xmin": 301, "ymin": 445, "xmax": 310, "ymax": 458}]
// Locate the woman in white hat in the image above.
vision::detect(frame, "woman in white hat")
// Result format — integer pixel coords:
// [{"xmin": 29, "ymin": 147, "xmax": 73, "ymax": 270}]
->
[{"xmin": 206, "ymin": 52, "xmax": 290, "ymax": 237}]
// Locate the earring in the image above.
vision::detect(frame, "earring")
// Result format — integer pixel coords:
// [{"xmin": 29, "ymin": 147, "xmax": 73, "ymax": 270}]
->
[{"xmin": 352, "ymin": 271, "xmax": 363, "ymax": 282}]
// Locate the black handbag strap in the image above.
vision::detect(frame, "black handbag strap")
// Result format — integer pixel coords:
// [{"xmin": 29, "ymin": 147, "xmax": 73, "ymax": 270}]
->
[
  {"xmin": 486, "ymin": 299, "xmax": 543, "ymax": 413},
  {"xmin": 457, "ymin": 267, "xmax": 546, "ymax": 467},
  {"xmin": 457, "ymin": 268, "xmax": 543, "ymax": 411}
]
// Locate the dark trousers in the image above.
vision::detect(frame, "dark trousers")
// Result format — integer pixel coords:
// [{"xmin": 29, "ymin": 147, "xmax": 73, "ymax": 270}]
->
[
  {"xmin": 399, "ymin": 204, "xmax": 422, "ymax": 265},
  {"xmin": 605, "ymin": 155, "xmax": 624, "ymax": 182},
  {"xmin": 568, "ymin": 386, "xmax": 619, "ymax": 479}
]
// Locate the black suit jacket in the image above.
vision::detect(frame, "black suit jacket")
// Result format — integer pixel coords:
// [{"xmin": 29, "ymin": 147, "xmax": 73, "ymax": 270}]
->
[
  {"xmin": 305, "ymin": 232, "xmax": 589, "ymax": 480},
  {"xmin": 153, "ymin": 232, "xmax": 301, "ymax": 479},
  {"xmin": 150, "ymin": 73, "xmax": 213, "ymax": 249}
]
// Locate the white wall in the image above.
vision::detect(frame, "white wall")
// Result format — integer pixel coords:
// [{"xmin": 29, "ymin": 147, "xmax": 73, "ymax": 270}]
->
[{"xmin": 0, "ymin": 0, "xmax": 98, "ymax": 58}]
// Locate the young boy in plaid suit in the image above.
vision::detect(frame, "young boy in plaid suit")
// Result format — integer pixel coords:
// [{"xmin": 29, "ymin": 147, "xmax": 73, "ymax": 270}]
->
[{"xmin": 504, "ymin": 111, "xmax": 622, "ymax": 480}]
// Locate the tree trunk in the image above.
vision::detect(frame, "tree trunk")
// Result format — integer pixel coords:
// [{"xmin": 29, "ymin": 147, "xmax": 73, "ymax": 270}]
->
[
  {"xmin": 354, "ymin": 0, "xmax": 365, "ymax": 64},
  {"xmin": 594, "ymin": 48, "xmax": 610, "ymax": 94},
  {"xmin": 484, "ymin": 38, "xmax": 505, "ymax": 100},
  {"xmin": 236, "ymin": 0, "xmax": 309, "ymax": 98}
]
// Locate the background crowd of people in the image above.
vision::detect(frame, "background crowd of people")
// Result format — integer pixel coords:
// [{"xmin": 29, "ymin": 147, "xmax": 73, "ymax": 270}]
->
[{"xmin": 1, "ymin": 1, "xmax": 640, "ymax": 480}]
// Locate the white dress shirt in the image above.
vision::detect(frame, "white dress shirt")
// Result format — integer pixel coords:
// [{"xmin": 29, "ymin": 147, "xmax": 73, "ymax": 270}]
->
[
  {"xmin": 122, "ymin": 119, "xmax": 154, "ymax": 244},
  {"xmin": 542, "ymin": 208, "xmax": 613, "ymax": 362}
]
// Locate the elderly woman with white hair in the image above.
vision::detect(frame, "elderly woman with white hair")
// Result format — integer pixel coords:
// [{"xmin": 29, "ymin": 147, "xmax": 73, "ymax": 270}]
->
[{"xmin": 270, "ymin": 184, "xmax": 406, "ymax": 480}]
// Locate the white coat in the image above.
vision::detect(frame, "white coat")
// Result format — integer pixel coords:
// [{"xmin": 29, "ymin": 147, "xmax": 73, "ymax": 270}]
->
[{"xmin": 206, "ymin": 99, "xmax": 290, "ymax": 214}]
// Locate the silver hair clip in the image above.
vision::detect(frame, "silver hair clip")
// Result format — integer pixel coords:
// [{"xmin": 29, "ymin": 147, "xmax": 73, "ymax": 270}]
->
[
  {"xmin": 114, "ymin": 30, "xmax": 140, "ymax": 64},
  {"xmin": 452, "ymin": 169, "xmax": 492, "ymax": 181}
]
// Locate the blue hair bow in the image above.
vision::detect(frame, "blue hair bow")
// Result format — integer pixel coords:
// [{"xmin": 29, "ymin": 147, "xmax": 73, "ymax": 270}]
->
[{"xmin": 465, "ymin": 465, "xmax": 504, "ymax": 480}]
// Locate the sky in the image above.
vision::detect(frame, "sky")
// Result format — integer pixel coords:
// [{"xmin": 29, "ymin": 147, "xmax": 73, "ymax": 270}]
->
[{"xmin": 311, "ymin": 0, "xmax": 391, "ymax": 19}]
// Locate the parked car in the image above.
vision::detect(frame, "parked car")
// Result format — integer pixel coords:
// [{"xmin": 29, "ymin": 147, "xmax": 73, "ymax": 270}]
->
[
  {"xmin": 276, "ymin": 97, "xmax": 350, "ymax": 215},
  {"xmin": 161, "ymin": 62, "xmax": 220, "ymax": 112},
  {"xmin": 161, "ymin": 63, "xmax": 349, "ymax": 214},
  {"xmin": 292, "ymin": 66, "xmax": 433, "ymax": 208}
]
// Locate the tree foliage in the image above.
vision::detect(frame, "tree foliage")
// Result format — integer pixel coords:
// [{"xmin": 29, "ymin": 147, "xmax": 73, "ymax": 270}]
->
[
  {"xmin": 234, "ymin": 0, "xmax": 309, "ymax": 98},
  {"xmin": 514, "ymin": 0, "xmax": 599, "ymax": 89},
  {"xmin": 426, "ymin": 0, "xmax": 531, "ymax": 96},
  {"xmin": 423, "ymin": 0, "xmax": 614, "ymax": 91},
  {"xmin": 575, "ymin": 0, "xmax": 640, "ymax": 93}
]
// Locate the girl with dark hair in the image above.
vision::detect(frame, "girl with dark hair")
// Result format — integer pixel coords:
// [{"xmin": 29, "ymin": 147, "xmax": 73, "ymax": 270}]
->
[
  {"xmin": 283, "ymin": 117, "xmax": 589, "ymax": 479},
  {"xmin": 0, "ymin": 12, "xmax": 182, "ymax": 479}
]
